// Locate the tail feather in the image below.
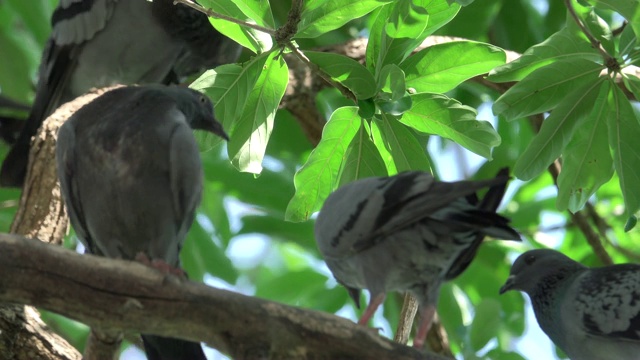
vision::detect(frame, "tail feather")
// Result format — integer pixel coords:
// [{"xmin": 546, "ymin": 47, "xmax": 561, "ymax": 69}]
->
[{"xmin": 444, "ymin": 167, "xmax": 520, "ymax": 281}]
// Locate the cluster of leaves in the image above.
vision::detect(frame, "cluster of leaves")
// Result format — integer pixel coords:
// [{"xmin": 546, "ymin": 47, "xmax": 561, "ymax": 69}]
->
[
  {"xmin": 491, "ymin": 1, "xmax": 640, "ymax": 225},
  {"xmin": 1, "ymin": 0, "xmax": 640, "ymax": 359}
]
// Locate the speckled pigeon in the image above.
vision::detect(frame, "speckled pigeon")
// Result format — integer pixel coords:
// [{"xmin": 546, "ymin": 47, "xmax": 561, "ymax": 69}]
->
[
  {"xmin": 315, "ymin": 169, "xmax": 521, "ymax": 348},
  {"xmin": 500, "ymin": 249, "xmax": 640, "ymax": 360},
  {"xmin": 2, "ymin": 0, "xmax": 241, "ymax": 187},
  {"xmin": 56, "ymin": 85, "xmax": 228, "ymax": 360}
]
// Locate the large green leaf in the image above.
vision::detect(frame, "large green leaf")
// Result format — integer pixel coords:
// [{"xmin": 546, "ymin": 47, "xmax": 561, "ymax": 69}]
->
[
  {"xmin": 401, "ymin": 93, "xmax": 501, "ymax": 158},
  {"xmin": 487, "ymin": 28, "xmax": 600, "ymax": 83},
  {"xmin": 514, "ymin": 78, "xmax": 605, "ymax": 180},
  {"xmin": 366, "ymin": 0, "xmax": 430, "ymax": 75},
  {"xmin": 227, "ymin": 0, "xmax": 275, "ymax": 28},
  {"xmin": 557, "ymin": 82, "xmax": 613, "ymax": 213},
  {"xmin": 338, "ymin": 124, "xmax": 388, "ymax": 184},
  {"xmin": 286, "ymin": 107, "xmax": 361, "ymax": 222},
  {"xmin": 297, "ymin": 0, "xmax": 392, "ymax": 38},
  {"xmin": 422, "ymin": 0, "xmax": 460, "ymax": 37},
  {"xmin": 228, "ymin": 53, "xmax": 288, "ymax": 173},
  {"xmin": 305, "ymin": 51, "xmax": 377, "ymax": 99},
  {"xmin": 191, "ymin": 53, "xmax": 270, "ymax": 130},
  {"xmin": 586, "ymin": 0, "xmax": 640, "ymax": 39},
  {"xmin": 198, "ymin": 0, "xmax": 272, "ymax": 53},
  {"xmin": 372, "ymin": 114, "xmax": 432, "ymax": 172},
  {"xmin": 607, "ymin": 84, "xmax": 640, "ymax": 216},
  {"xmin": 401, "ymin": 41, "xmax": 505, "ymax": 93},
  {"xmin": 493, "ymin": 58, "xmax": 604, "ymax": 120}
]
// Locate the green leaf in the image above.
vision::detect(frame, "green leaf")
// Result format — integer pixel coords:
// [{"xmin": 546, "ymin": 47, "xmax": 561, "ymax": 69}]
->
[
  {"xmin": 228, "ymin": 53, "xmax": 289, "ymax": 173},
  {"xmin": 285, "ymin": 107, "xmax": 361, "ymax": 222},
  {"xmin": 401, "ymin": 41, "xmax": 506, "ymax": 93},
  {"xmin": 469, "ymin": 298, "xmax": 502, "ymax": 351},
  {"xmin": 607, "ymin": 84, "xmax": 640, "ymax": 215},
  {"xmin": 619, "ymin": 23, "xmax": 638, "ymax": 57},
  {"xmin": 377, "ymin": 64, "xmax": 407, "ymax": 100},
  {"xmin": 557, "ymin": 81, "xmax": 614, "ymax": 212},
  {"xmin": 423, "ymin": 0, "xmax": 461, "ymax": 36},
  {"xmin": 339, "ymin": 124, "xmax": 388, "ymax": 184},
  {"xmin": 376, "ymin": 93, "xmax": 413, "ymax": 115},
  {"xmin": 625, "ymin": 215, "xmax": 638, "ymax": 232},
  {"xmin": 623, "ymin": 74, "xmax": 640, "ymax": 102},
  {"xmin": 493, "ymin": 58, "xmax": 604, "ymax": 120},
  {"xmin": 191, "ymin": 53, "xmax": 270, "ymax": 130},
  {"xmin": 367, "ymin": 0, "xmax": 430, "ymax": 75},
  {"xmin": 487, "ymin": 28, "xmax": 600, "ymax": 82},
  {"xmin": 305, "ymin": 51, "xmax": 377, "ymax": 99},
  {"xmin": 401, "ymin": 93, "xmax": 501, "ymax": 158},
  {"xmin": 372, "ymin": 114, "xmax": 432, "ymax": 172},
  {"xmin": 297, "ymin": 0, "xmax": 392, "ymax": 38},
  {"xmin": 198, "ymin": 0, "xmax": 272, "ymax": 53},
  {"xmin": 227, "ymin": 0, "xmax": 275, "ymax": 28},
  {"xmin": 586, "ymin": 0, "xmax": 640, "ymax": 39},
  {"xmin": 514, "ymin": 78, "xmax": 605, "ymax": 180}
]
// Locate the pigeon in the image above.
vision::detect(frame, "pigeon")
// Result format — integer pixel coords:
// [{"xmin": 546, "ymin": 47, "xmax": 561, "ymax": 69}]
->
[
  {"xmin": 315, "ymin": 168, "xmax": 521, "ymax": 348},
  {"xmin": 56, "ymin": 85, "xmax": 228, "ymax": 360},
  {"xmin": 500, "ymin": 249, "xmax": 640, "ymax": 360},
  {"xmin": 2, "ymin": 0, "xmax": 241, "ymax": 187}
]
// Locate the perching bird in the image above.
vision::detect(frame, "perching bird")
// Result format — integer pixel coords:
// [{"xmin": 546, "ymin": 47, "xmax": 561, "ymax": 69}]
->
[
  {"xmin": 500, "ymin": 249, "xmax": 640, "ymax": 360},
  {"xmin": 56, "ymin": 85, "xmax": 228, "ymax": 360},
  {"xmin": 2, "ymin": 0, "xmax": 241, "ymax": 187},
  {"xmin": 315, "ymin": 169, "xmax": 521, "ymax": 348}
]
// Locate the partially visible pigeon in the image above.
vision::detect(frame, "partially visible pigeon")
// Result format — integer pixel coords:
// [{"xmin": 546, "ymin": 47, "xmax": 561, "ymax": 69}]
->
[
  {"xmin": 2, "ymin": 0, "xmax": 241, "ymax": 187},
  {"xmin": 56, "ymin": 85, "xmax": 228, "ymax": 360},
  {"xmin": 500, "ymin": 249, "xmax": 640, "ymax": 360},
  {"xmin": 315, "ymin": 169, "xmax": 520, "ymax": 348}
]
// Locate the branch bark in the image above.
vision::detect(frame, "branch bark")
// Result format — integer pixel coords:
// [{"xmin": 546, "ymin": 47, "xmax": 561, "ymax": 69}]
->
[{"xmin": 0, "ymin": 234, "xmax": 448, "ymax": 360}]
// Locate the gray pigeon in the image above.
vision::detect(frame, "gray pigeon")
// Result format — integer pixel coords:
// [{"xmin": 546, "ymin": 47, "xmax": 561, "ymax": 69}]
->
[
  {"xmin": 315, "ymin": 169, "xmax": 521, "ymax": 348},
  {"xmin": 2, "ymin": 0, "xmax": 241, "ymax": 187},
  {"xmin": 56, "ymin": 85, "xmax": 228, "ymax": 360},
  {"xmin": 500, "ymin": 249, "xmax": 640, "ymax": 360}
]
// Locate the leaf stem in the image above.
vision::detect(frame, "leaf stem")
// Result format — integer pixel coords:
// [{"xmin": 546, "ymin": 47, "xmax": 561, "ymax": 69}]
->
[{"xmin": 173, "ymin": 0, "xmax": 276, "ymax": 35}]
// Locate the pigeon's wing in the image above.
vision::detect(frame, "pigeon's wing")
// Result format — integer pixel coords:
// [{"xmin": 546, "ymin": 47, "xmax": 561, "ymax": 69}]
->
[
  {"xmin": 576, "ymin": 264, "xmax": 640, "ymax": 342},
  {"xmin": 167, "ymin": 110, "xmax": 203, "ymax": 243},
  {"xmin": 55, "ymin": 120, "xmax": 94, "ymax": 252},
  {"xmin": 0, "ymin": 0, "xmax": 117, "ymax": 187},
  {"xmin": 353, "ymin": 171, "xmax": 512, "ymax": 252}
]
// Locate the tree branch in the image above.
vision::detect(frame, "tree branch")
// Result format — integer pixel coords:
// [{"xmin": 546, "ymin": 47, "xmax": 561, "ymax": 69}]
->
[{"xmin": 0, "ymin": 234, "xmax": 448, "ymax": 360}]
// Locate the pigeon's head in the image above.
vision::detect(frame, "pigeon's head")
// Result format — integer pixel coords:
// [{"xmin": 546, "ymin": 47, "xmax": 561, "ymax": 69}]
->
[
  {"xmin": 175, "ymin": 88, "xmax": 229, "ymax": 141},
  {"xmin": 500, "ymin": 249, "xmax": 585, "ymax": 296}
]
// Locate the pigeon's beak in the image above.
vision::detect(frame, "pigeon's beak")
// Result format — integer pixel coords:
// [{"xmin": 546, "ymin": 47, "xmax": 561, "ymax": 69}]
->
[
  {"xmin": 499, "ymin": 275, "xmax": 516, "ymax": 294},
  {"xmin": 204, "ymin": 119, "xmax": 229, "ymax": 141}
]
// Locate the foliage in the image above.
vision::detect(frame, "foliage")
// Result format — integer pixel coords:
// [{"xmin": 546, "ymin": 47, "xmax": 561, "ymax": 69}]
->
[{"xmin": 1, "ymin": 0, "xmax": 640, "ymax": 359}]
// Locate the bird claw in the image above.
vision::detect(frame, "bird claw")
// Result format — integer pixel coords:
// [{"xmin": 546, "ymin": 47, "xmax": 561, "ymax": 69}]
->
[{"xmin": 134, "ymin": 252, "xmax": 187, "ymax": 279}]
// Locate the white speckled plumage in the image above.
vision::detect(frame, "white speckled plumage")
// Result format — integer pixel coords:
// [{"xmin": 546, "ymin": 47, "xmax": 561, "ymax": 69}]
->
[{"xmin": 501, "ymin": 249, "xmax": 640, "ymax": 360}]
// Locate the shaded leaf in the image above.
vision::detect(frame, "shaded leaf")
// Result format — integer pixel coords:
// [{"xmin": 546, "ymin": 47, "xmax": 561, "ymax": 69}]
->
[
  {"xmin": 305, "ymin": 51, "xmax": 377, "ymax": 99},
  {"xmin": 297, "ymin": 0, "xmax": 392, "ymax": 38},
  {"xmin": 514, "ymin": 77, "xmax": 605, "ymax": 180}
]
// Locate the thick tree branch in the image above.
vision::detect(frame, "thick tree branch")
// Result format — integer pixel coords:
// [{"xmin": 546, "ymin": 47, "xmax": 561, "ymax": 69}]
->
[{"xmin": 0, "ymin": 234, "xmax": 448, "ymax": 360}]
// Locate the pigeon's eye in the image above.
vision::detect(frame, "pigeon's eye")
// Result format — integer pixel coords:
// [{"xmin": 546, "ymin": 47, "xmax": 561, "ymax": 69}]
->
[
  {"xmin": 524, "ymin": 254, "xmax": 536, "ymax": 265},
  {"xmin": 199, "ymin": 96, "xmax": 207, "ymax": 104}
]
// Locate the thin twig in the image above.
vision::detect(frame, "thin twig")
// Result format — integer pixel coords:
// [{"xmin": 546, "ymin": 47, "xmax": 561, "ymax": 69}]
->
[
  {"xmin": 173, "ymin": 0, "xmax": 276, "ymax": 35},
  {"xmin": 285, "ymin": 42, "xmax": 358, "ymax": 103},
  {"xmin": 564, "ymin": 0, "xmax": 618, "ymax": 70}
]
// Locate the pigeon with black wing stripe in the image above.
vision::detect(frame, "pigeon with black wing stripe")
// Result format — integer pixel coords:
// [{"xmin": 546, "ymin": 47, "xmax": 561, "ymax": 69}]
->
[
  {"xmin": 315, "ymin": 168, "xmax": 521, "ymax": 348},
  {"xmin": 2, "ymin": 0, "xmax": 240, "ymax": 187},
  {"xmin": 56, "ymin": 85, "xmax": 228, "ymax": 360},
  {"xmin": 500, "ymin": 249, "xmax": 640, "ymax": 360}
]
